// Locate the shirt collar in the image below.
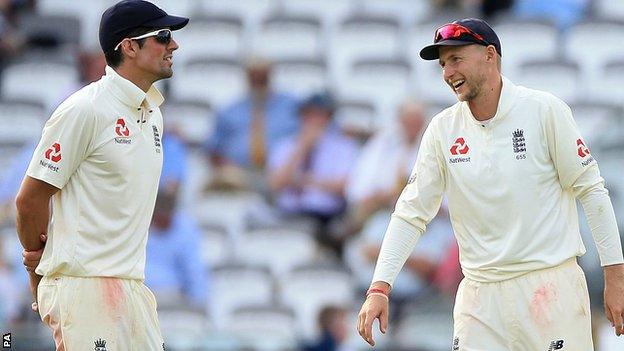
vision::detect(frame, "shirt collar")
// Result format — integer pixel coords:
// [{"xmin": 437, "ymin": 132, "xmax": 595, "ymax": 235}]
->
[
  {"xmin": 104, "ymin": 66, "xmax": 164, "ymax": 109},
  {"xmin": 462, "ymin": 75, "xmax": 517, "ymax": 126}
]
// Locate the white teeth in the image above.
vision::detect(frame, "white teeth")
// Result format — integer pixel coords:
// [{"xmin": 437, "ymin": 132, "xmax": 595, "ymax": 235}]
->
[{"xmin": 453, "ymin": 80, "xmax": 465, "ymax": 88}]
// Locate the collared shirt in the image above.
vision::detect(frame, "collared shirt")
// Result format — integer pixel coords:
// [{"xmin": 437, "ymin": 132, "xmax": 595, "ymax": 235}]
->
[
  {"xmin": 27, "ymin": 66, "xmax": 164, "ymax": 279},
  {"xmin": 269, "ymin": 126, "xmax": 359, "ymax": 216},
  {"xmin": 394, "ymin": 76, "xmax": 616, "ymax": 282},
  {"xmin": 207, "ymin": 92, "xmax": 300, "ymax": 167},
  {"xmin": 145, "ymin": 211, "xmax": 207, "ymax": 307}
]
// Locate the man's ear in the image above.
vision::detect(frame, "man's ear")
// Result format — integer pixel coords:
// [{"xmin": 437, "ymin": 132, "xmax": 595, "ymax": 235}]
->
[
  {"xmin": 485, "ymin": 45, "xmax": 497, "ymax": 62},
  {"xmin": 120, "ymin": 40, "xmax": 139, "ymax": 59}
]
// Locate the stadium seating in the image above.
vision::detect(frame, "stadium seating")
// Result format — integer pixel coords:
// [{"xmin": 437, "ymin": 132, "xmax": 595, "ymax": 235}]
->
[
  {"xmin": 564, "ymin": 19, "xmax": 624, "ymax": 84},
  {"xmin": 198, "ymin": 225, "xmax": 232, "ymax": 268},
  {"xmin": 172, "ymin": 15, "xmax": 245, "ymax": 66},
  {"xmin": 170, "ymin": 58, "xmax": 246, "ymax": 108},
  {"xmin": 0, "ymin": 99, "xmax": 46, "ymax": 147},
  {"xmin": 279, "ymin": 0, "xmax": 355, "ymax": 28},
  {"xmin": 236, "ymin": 228, "xmax": 318, "ymax": 276},
  {"xmin": 334, "ymin": 98, "xmax": 378, "ymax": 137},
  {"xmin": 223, "ymin": 305, "xmax": 298, "ymax": 351},
  {"xmin": 1, "ymin": 62, "xmax": 79, "ymax": 111},
  {"xmin": 339, "ymin": 57, "xmax": 413, "ymax": 125},
  {"xmin": 329, "ymin": 13, "xmax": 402, "ymax": 82},
  {"xmin": 161, "ymin": 99, "xmax": 215, "ymax": 147},
  {"xmin": 279, "ymin": 263, "xmax": 355, "ymax": 340},
  {"xmin": 210, "ymin": 264, "xmax": 274, "ymax": 328},
  {"xmin": 251, "ymin": 14, "xmax": 323, "ymax": 61},
  {"xmin": 516, "ymin": 59, "xmax": 582, "ymax": 103},
  {"xmin": 493, "ymin": 19, "xmax": 559, "ymax": 79},
  {"xmin": 271, "ymin": 58, "xmax": 328, "ymax": 98}
]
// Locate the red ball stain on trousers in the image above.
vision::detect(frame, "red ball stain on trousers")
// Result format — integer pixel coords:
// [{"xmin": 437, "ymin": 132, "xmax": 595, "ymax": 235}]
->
[
  {"xmin": 529, "ymin": 282, "xmax": 558, "ymax": 327},
  {"xmin": 102, "ymin": 277, "xmax": 125, "ymax": 318}
]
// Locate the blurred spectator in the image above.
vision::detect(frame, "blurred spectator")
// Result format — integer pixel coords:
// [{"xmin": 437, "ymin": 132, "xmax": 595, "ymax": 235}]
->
[
  {"xmin": 0, "ymin": 238, "xmax": 20, "ymax": 328},
  {"xmin": 206, "ymin": 57, "xmax": 300, "ymax": 193},
  {"xmin": 345, "ymin": 100, "xmax": 427, "ymax": 235},
  {"xmin": 145, "ymin": 190, "xmax": 208, "ymax": 310},
  {"xmin": 268, "ymin": 92, "xmax": 359, "ymax": 256},
  {"xmin": 513, "ymin": 0, "xmax": 589, "ymax": 31},
  {"xmin": 344, "ymin": 100, "xmax": 460, "ymax": 315},
  {"xmin": 0, "ymin": 0, "xmax": 26, "ymax": 74},
  {"xmin": 0, "ymin": 142, "xmax": 34, "ymax": 224},
  {"xmin": 160, "ymin": 132, "xmax": 188, "ymax": 196},
  {"xmin": 346, "ymin": 208, "xmax": 458, "ymax": 311},
  {"xmin": 77, "ymin": 47, "xmax": 106, "ymax": 85},
  {"xmin": 302, "ymin": 305, "xmax": 352, "ymax": 351}
]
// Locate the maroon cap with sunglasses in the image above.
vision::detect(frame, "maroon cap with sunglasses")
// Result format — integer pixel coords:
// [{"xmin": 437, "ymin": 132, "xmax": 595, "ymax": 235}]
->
[
  {"xmin": 419, "ymin": 18, "xmax": 501, "ymax": 60},
  {"xmin": 99, "ymin": 0, "xmax": 189, "ymax": 54}
]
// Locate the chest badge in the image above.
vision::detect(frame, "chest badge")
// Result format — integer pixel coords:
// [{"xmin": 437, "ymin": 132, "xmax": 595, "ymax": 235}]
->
[
  {"xmin": 512, "ymin": 129, "xmax": 526, "ymax": 160},
  {"xmin": 152, "ymin": 125, "xmax": 161, "ymax": 153}
]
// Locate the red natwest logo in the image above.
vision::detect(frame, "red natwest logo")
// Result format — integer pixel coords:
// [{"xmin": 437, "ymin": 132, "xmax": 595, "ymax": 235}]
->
[
  {"xmin": 115, "ymin": 118, "xmax": 130, "ymax": 137},
  {"xmin": 577, "ymin": 139, "xmax": 590, "ymax": 158},
  {"xmin": 450, "ymin": 137, "xmax": 469, "ymax": 155},
  {"xmin": 44, "ymin": 142, "xmax": 61, "ymax": 163}
]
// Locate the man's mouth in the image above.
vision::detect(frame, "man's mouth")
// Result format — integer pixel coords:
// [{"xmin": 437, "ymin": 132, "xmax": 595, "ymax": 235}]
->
[
  {"xmin": 164, "ymin": 55, "xmax": 173, "ymax": 63},
  {"xmin": 452, "ymin": 79, "xmax": 465, "ymax": 91}
]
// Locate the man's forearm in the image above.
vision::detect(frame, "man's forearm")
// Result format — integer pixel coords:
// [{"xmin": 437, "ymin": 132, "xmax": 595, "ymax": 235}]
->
[
  {"xmin": 371, "ymin": 216, "xmax": 423, "ymax": 288},
  {"xmin": 15, "ymin": 194, "xmax": 50, "ymax": 251},
  {"xmin": 576, "ymin": 179, "xmax": 624, "ymax": 266},
  {"xmin": 15, "ymin": 177, "xmax": 57, "ymax": 251}
]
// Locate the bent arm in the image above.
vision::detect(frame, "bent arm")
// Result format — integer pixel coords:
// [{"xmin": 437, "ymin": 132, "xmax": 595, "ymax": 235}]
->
[{"xmin": 15, "ymin": 176, "xmax": 59, "ymax": 251}]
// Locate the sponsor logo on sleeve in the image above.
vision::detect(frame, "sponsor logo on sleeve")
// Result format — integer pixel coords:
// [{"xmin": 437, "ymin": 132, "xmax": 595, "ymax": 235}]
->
[
  {"xmin": 449, "ymin": 137, "xmax": 471, "ymax": 163},
  {"xmin": 40, "ymin": 142, "xmax": 61, "ymax": 172},
  {"xmin": 576, "ymin": 138, "xmax": 594, "ymax": 167},
  {"xmin": 114, "ymin": 118, "xmax": 132, "ymax": 144}
]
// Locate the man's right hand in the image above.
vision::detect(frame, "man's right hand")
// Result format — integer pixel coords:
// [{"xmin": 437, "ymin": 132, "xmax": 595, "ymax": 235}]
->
[
  {"xmin": 357, "ymin": 293, "xmax": 389, "ymax": 347},
  {"xmin": 28, "ymin": 272, "xmax": 43, "ymax": 312},
  {"xmin": 22, "ymin": 234, "xmax": 46, "ymax": 272}
]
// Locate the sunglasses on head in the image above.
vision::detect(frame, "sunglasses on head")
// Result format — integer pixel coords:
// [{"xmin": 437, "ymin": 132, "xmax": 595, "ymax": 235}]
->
[
  {"xmin": 434, "ymin": 23, "xmax": 488, "ymax": 45},
  {"xmin": 114, "ymin": 29, "xmax": 172, "ymax": 51}
]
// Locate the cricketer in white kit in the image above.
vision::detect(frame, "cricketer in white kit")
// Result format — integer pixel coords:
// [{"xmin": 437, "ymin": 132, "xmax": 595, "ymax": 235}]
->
[
  {"xmin": 15, "ymin": 1, "xmax": 188, "ymax": 349},
  {"xmin": 357, "ymin": 18, "xmax": 624, "ymax": 351}
]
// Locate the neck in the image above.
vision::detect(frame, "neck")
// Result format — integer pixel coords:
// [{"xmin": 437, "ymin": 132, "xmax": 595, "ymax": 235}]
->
[
  {"xmin": 468, "ymin": 75, "xmax": 502, "ymax": 121},
  {"xmin": 115, "ymin": 65, "xmax": 154, "ymax": 93}
]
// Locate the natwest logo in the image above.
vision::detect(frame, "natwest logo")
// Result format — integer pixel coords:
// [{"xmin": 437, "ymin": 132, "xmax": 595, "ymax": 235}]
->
[
  {"xmin": 450, "ymin": 137, "xmax": 470, "ymax": 155},
  {"xmin": 577, "ymin": 138, "xmax": 590, "ymax": 158},
  {"xmin": 115, "ymin": 118, "xmax": 130, "ymax": 137},
  {"xmin": 44, "ymin": 142, "xmax": 61, "ymax": 163}
]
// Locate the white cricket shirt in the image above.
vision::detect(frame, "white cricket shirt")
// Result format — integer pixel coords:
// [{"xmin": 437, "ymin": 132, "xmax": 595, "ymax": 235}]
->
[
  {"xmin": 27, "ymin": 66, "xmax": 164, "ymax": 279},
  {"xmin": 392, "ymin": 76, "xmax": 621, "ymax": 282}
]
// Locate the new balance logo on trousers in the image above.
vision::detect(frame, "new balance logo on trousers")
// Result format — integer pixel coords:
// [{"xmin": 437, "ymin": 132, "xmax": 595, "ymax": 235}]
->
[{"xmin": 548, "ymin": 339, "xmax": 564, "ymax": 350}]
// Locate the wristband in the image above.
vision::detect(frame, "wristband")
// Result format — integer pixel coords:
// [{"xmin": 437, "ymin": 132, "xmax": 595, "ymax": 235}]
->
[
  {"xmin": 367, "ymin": 292, "xmax": 389, "ymax": 300},
  {"xmin": 366, "ymin": 287, "xmax": 389, "ymax": 298}
]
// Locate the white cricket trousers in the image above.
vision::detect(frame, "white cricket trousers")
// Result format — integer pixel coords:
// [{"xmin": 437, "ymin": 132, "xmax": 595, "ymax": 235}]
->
[
  {"xmin": 37, "ymin": 274, "xmax": 164, "ymax": 350},
  {"xmin": 452, "ymin": 258, "xmax": 593, "ymax": 351}
]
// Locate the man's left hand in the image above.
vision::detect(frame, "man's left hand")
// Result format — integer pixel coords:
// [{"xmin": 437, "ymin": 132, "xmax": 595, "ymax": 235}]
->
[{"xmin": 604, "ymin": 263, "xmax": 624, "ymax": 336}]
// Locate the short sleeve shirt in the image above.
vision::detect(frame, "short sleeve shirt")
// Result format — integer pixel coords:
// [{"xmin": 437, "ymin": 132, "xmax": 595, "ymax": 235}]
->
[{"xmin": 27, "ymin": 66, "xmax": 164, "ymax": 279}]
